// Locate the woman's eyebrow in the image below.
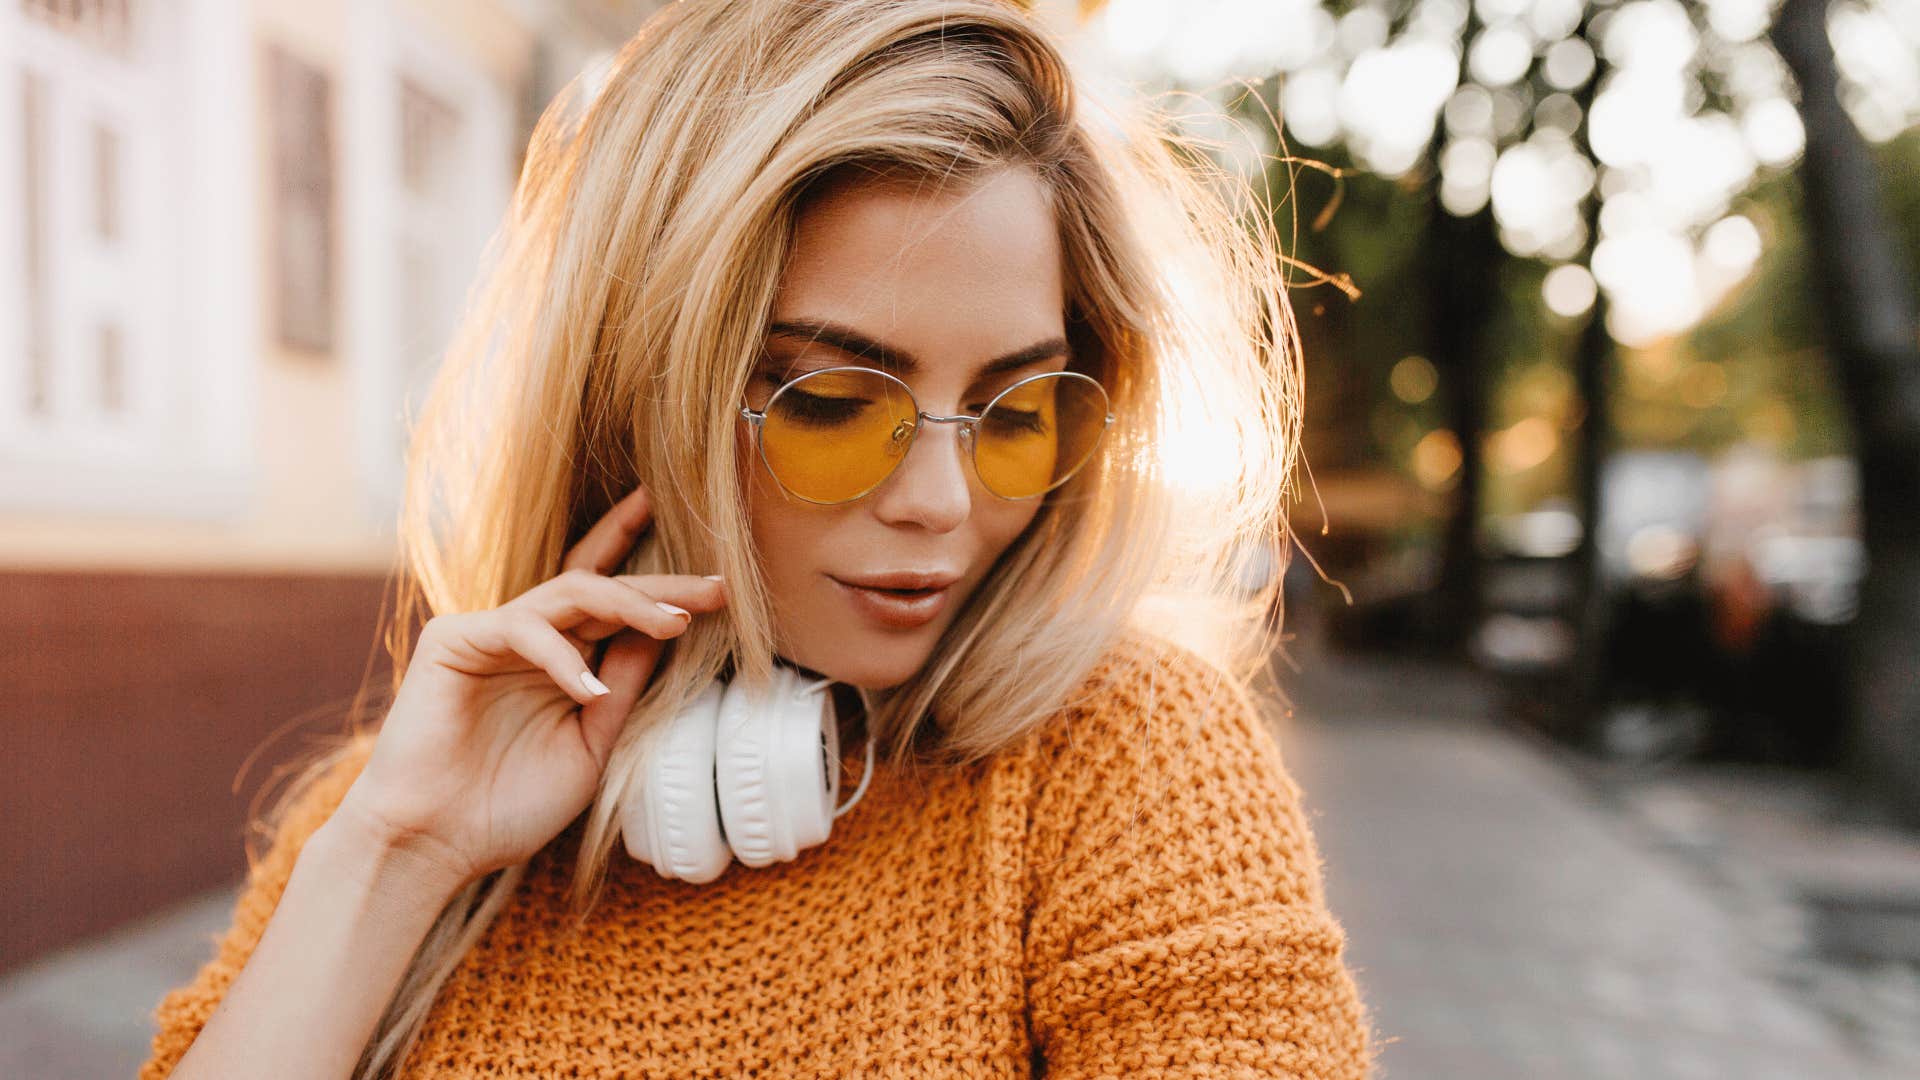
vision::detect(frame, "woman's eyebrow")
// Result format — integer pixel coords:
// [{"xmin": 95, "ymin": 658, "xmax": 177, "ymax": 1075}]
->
[{"xmin": 766, "ymin": 318, "xmax": 1069, "ymax": 379}]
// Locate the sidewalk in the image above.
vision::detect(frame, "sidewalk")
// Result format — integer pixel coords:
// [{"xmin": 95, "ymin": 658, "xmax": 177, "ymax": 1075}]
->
[
  {"xmin": 1275, "ymin": 631, "xmax": 1920, "ymax": 1079},
  {"xmin": 6, "ymin": 635, "xmax": 1918, "ymax": 1078},
  {"xmin": 0, "ymin": 886, "xmax": 237, "ymax": 1079}
]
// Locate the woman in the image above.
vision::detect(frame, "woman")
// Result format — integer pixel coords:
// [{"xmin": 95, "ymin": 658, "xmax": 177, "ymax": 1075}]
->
[{"xmin": 142, "ymin": 0, "xmax": 1375, "ymax": 1076}]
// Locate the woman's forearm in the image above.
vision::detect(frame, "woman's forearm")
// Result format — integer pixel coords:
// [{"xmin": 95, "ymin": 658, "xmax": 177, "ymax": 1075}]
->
[{"xmin": 167, "ymin": 806, "xmax": 467, "ymax": 1080}]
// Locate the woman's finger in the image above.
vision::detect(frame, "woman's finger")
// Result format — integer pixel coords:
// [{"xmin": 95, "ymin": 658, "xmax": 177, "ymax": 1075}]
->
[
  {"xmin": 497, "ymin": 610, "xmax": 615, "ymax": 707},
  {"xmin": 428, "ymin": 576, "xmax": 692, "ymax": 680},
  {"xmin": 561, "ymin": 485, "xmax": 653, "ymax": 575},
  {"xmin": 516, "ymin": 570, "xmax": 710, "ymax": 643},
  {"xmin": 576, "ymin": 629, "xmax": 663, "ymax": 770}
]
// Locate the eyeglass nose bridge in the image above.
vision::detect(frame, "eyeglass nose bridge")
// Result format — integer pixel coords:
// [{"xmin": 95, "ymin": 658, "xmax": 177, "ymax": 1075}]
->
[
  {"xmin": 901, "ymin": 410, "xmax": 977, "ymax": 437},
  {"xmin": 885, "ymin": 409, "xmax": 976, "ymax": 466}
]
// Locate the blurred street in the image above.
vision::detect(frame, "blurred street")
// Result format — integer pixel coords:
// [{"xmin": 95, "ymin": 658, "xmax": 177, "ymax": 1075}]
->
[
  {"xmin": 1279, "ymin": 608, "xmax": 1920, "ymax": 1079},
  {"xmin": 5, "ymin": 614, "xmax": 1917, "ymax": 1079}
]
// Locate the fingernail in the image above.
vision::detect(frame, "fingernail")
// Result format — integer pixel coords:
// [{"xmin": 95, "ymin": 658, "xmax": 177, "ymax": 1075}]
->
[
  {"xmin": 657, "ymin": 601, "xmax": 691, "ymax": 619},
  {"xmin": 581, "ymin": 670, "xmax": 611, "ymax": 696},
  {"xmin": 703, "ymin": 574, "xmax": 724, "ymax": 582}
]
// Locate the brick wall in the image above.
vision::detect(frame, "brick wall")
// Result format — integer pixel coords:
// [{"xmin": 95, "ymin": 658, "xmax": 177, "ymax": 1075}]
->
[{"xmin": 2, "ymin": 570, "xmax": 400, "ymax": 971}]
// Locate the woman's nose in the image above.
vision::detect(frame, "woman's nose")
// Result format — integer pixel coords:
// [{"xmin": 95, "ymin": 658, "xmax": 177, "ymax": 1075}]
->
[{"xmin": 868, "ymin": 417, "xmax": 972, "ymax": 532}]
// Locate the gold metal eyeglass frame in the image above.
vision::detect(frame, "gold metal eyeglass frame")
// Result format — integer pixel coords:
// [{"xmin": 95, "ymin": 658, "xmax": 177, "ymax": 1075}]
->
[{"xmin": 737, "ymin": 364, "xmax": 1116, "ymax": 506}]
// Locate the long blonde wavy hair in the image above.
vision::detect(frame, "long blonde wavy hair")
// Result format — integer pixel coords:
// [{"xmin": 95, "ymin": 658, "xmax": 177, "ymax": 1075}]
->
[{"xmin": 260, "ymin": 0, "xmax": 1305, "ymax": 1074}]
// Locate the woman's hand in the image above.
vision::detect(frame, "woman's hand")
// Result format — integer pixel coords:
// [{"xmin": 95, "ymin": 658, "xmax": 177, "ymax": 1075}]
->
[{"xmin": 332, "ymin": 483, "xmax": 726, "ymax": 892}]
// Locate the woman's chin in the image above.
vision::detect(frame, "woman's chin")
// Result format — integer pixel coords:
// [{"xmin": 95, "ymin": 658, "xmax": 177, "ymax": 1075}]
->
[{"xmin": 779, "ymin": 641, "xmax": 932, "ymax": 692}]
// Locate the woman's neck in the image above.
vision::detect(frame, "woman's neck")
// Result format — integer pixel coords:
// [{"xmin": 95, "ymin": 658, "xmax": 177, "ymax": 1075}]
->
[{"xmin": 830, "ymin": 681, "xmax": 869, "ymax": 738}]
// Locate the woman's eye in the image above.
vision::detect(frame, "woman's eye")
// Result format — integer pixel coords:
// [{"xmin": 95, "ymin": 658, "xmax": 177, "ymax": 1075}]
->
[
  {"xmin": 777, "ymin": 388, "xmax": 869, "ymax": 425},
  {"xmin": 984, "ymin": 408, "xmax": 1047, "ymax": 435}
]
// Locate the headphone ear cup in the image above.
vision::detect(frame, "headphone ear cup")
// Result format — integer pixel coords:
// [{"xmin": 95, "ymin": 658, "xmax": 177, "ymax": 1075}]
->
[
  {"xmin": 714, "ymin": 676, "xmax": 779, "ymax": 867},
  {"xmin": 621, "ymin": 681, "xmax": 731, "ymax": 884},
  {"xmin": 715, "ymin": 668, "xmax": 839, "ymax": 868}
]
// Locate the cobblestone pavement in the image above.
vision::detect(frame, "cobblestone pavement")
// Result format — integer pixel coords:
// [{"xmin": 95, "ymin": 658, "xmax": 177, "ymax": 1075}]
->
[
  {"xmin": 1274, "ymin": 632, "xmax": 1920, "ymax": 1080},
  {"xmin": 7, "ymin": 635, "xmax": 1918, "ymax": 1079}
]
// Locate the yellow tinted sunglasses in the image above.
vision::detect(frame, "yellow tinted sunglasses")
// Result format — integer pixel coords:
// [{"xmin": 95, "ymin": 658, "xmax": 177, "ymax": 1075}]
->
[{"xmin": 739, "ymin": 365, "xmax": 1114, "ymax": 505}]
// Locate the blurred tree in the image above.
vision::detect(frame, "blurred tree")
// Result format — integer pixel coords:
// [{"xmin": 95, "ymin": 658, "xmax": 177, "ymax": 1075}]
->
[
  {"xmin": 1684, "ymin": 172, "xmax": 1849, "ymax": 459},
  {"xmin": 1181, "ymin": 0, "xmax": 1803, "ymax": 663},
  {"xmin": 1772, "ymin": 0, "xmax": 1920, "ymax": 825},
  {"xmin": 1081, "ymin": 0, "xmax": 1920, "ymax": 794},
  {"xmin": 1420, "ymin": 9, "xmax": 1503, "ymax": 657}
]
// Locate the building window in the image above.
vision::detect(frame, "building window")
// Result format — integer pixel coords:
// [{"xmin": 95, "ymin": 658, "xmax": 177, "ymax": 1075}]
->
[
  {"xmin": 350, "ymin": 12, "xmax": 516, "ymax": 522},
  {"xmin": 92, "ymin": 119, "xmax": 118, "ymax": 240},
  {"xmin": 396, "ymin": 75, "xmax": 465, "ymax": 411},
  {"xmin": 7, "ymin": 0, "xmax": 146, "ymax": 439},
  {"xmin": 265, "ymin": 43, "xmax": 336, "ymax": 355},
  {"xmin": 20, "ymin": 67, "xmax": 50, "ymax": 417},
  {"xmin": 22, "ymin": 0, "xmax": 134, "ymax": 57}
]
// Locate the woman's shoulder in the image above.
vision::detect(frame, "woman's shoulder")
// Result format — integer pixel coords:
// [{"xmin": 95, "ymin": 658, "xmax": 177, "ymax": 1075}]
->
[
  {"xmin": 1017, "ymin": 624, "xmax": 1331, "ymax": 917},
  {"xmin": 1028, "ymin": 625, "xmax": 1283, "ymax": 786},
  {"xmin": 1015, "ymin": 634, "xmax": 1375, "ymax": 1078}
]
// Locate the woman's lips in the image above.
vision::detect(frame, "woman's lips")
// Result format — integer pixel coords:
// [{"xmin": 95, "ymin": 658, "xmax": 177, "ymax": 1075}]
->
[{"xmin": 829, "ymin": 575, "xmax": 952, "ymax": 629}]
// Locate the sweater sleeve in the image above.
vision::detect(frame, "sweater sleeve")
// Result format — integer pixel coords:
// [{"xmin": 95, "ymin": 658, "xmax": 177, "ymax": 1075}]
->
[
  {"xmin": 138, "ymin": 735, "xmax": 377, "ymax": 1080},
  {"xmin": 1022, "ymin": 634, "xmax": 1376, "ymax": 1079}
]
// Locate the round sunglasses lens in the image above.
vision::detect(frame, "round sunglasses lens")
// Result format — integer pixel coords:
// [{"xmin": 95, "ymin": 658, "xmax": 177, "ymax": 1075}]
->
[
  {"xmin": 761, "ymin": 368, "xmax": 917, "ymax": 502},
  {"xmin": 974, "ymin": 373, "xmax": 1109, "ymax": 499}
]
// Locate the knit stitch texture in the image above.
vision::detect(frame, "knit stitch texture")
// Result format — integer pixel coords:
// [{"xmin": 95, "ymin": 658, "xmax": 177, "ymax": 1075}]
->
[{"xmin": 141, "ymin": 629, "xmax": 1377, "ymax": 1077}]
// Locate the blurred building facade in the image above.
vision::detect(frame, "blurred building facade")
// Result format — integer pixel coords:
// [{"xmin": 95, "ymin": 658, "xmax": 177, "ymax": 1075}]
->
[
  {"xmin": 0, "ymin": 0, "xmax": 658, "ymax": 568},
  {"xmin": 1, "ymin": 0, "xmax": 660, "ymax": 972}
]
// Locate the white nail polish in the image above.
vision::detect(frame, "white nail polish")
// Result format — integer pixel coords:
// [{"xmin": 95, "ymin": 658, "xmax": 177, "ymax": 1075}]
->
[
  {"xmin": 581, "ymin": 670, "xmax": 611, "ymax": 696},
  {"xmin": 657, "ymin": 601, "xmax": 691, "ymax": 618},
  {"xmin": 702, "ymin": 574, "xmax": 724, "ymax": 581}
]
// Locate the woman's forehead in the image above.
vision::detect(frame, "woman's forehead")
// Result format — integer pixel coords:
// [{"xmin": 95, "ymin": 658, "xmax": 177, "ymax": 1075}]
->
[{"xmin": 773, "ymin": 166, "xmax": 1068, "ymax": 380}]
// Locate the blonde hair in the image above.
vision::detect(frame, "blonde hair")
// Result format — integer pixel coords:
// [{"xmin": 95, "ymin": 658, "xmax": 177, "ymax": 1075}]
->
[{"xmin": 269, "ymin": 1, "xmax": 1303, "ymax": 1073}]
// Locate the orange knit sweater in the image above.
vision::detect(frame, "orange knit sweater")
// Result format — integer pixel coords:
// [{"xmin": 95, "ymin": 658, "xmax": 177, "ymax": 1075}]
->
[{"xmin": 141, "ymin": 631, "xmax": 1376, "ymax": 1078}]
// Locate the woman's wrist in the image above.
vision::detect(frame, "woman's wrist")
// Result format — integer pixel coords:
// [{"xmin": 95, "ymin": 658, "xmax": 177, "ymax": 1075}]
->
[
  {"xmin": 165, "ymin": 796, "xmax": 467, "ymax": 1078},
  {"xmin": 309, "ymin": 797, "xmax": 475, "ymax": 915}
]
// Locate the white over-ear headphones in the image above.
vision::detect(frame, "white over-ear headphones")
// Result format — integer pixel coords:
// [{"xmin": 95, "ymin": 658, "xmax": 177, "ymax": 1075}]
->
[{"xmin": 620, "ymin": 663, "xmax": 877, "ymax": 884}]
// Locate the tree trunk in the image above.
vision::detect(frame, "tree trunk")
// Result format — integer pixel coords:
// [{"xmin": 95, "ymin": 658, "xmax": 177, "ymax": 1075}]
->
[
  {"xmin": 1422, "ymin": 191, "xmax": 1502, "ymax": 655},
  {"xmin": 1564, "ymin": 280, "xmax": 1613, "ymax": 748},
  {"xmin": 1773, "ymin": 0, "xmax": 1920, "ymax": 825},
  {"xmin": 1563, "ymin": 12, "xmax": 1618, "ymax": 749}
]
